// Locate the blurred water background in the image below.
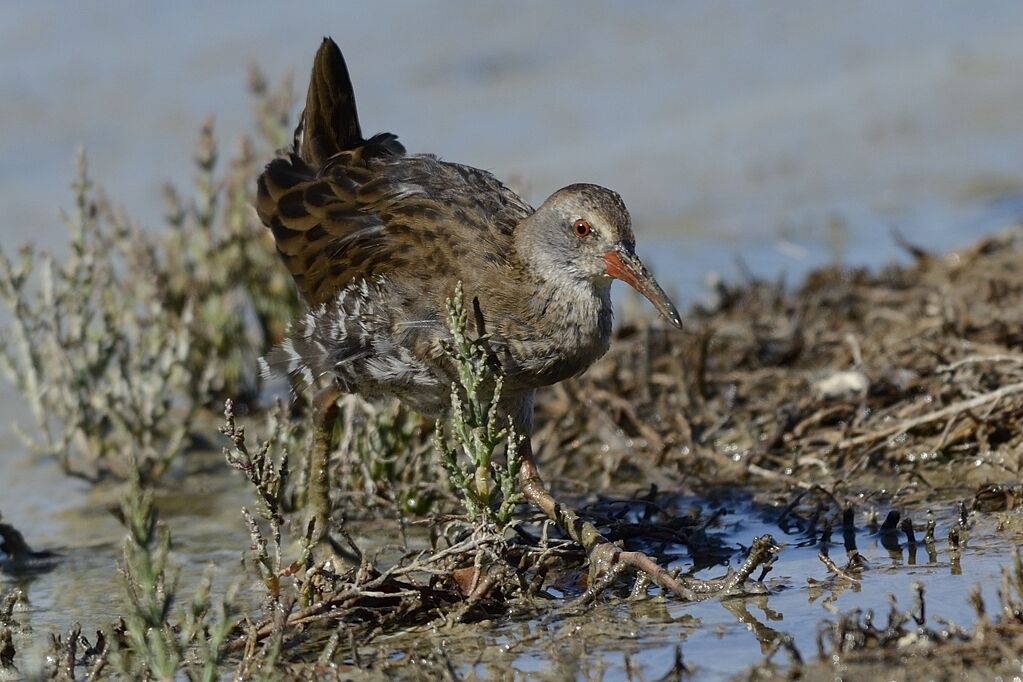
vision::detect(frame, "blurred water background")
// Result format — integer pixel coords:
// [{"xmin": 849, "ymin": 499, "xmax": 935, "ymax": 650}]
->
[{"xmin": 4, "ymin": 2, "xmax": 1023, "ymax": 277}]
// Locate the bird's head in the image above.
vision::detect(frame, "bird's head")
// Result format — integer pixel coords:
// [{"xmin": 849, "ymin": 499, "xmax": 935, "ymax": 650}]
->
[{"xmin": 518, "ymin": 183, "xmax": 681, "ymax": 328}]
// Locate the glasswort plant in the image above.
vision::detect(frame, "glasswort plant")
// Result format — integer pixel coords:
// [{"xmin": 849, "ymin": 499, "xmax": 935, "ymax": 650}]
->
[{"xmin": 435, "ymin": 282, "xmax": 523, "ymax": 528}]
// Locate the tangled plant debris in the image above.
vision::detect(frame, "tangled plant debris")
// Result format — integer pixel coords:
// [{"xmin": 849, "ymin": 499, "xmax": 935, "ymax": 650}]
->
[
  {"xmin": 748, "ymin": 548, "xmax": 1023, "ymax": 681},
  {"xmin": 6, "ymin": 202, "xmax": 1023, "ymax": 675},
  {"xmin": 213, "ymin": 223, "xmax": 1023, "ymax": 677},
  {"xmin": 201, "ymin": 303, "xmax": 779, "ymax": 675}
]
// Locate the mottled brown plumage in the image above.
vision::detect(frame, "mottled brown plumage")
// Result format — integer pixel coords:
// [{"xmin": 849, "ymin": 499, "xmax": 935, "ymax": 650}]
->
[
  {"xmin": 257, "ymin": 38, "xmax": 679, "ymax": 421},
  {"xmin": 257, "ymin": 37, "xmax": 686, "ymax": 585}
]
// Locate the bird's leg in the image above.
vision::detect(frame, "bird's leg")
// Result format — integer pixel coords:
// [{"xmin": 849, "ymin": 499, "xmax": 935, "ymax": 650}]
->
[
  {"xmin": 517, "ymin": 437, "xmax": 696, "ymax": 599},
  {"xmin": 517, "ymin": 437, "xmax": 777, "ymax": 601},
  {"xmin": 306, "ymin": 384, "xmax": 347, "ymax": 569}
]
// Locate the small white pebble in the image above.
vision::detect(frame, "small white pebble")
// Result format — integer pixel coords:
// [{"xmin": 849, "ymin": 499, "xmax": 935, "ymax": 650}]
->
[{"xmin": 814, "ymin": 370, "xmax": 869, "ymax": 400}]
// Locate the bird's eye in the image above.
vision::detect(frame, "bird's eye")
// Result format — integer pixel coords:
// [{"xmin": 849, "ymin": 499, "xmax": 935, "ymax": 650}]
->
[{"xmin": 572, "ymin": 219, "xmax": 592, "ymax": 238}]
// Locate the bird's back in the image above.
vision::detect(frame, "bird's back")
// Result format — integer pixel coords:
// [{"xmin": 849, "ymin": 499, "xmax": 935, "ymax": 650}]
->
[{"xmin": 256, "ymin": 38, "xmax": 535, "ymax": 411}]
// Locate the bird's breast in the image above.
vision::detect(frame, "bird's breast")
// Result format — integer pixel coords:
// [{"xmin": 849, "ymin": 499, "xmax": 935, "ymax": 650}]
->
[{"xmin": 497, "ymin": 282, "xmax": 613, "ymax": 389}]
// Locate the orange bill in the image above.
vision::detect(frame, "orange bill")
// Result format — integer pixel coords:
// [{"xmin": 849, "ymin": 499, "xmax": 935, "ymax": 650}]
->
[{"xmin": 604, "ymin": 248, "xmax": 682, "ymax": 329}]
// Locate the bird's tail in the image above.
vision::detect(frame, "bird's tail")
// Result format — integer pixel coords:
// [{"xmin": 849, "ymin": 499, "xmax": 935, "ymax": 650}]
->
[{"xmin": 299, "ymin": 37, "xmax": 365, "ymax": 167}]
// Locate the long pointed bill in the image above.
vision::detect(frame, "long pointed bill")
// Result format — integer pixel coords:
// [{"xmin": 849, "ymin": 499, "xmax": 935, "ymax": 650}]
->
[{"xmin": 604, "ymin": 247, "xmax": 682, "ymax": 329}]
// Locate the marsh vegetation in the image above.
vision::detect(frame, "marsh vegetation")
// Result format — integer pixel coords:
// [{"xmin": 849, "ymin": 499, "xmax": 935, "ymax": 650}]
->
[{"xmin": 3, "ymin": 70, "xmax": 1023, "ymax": 681}]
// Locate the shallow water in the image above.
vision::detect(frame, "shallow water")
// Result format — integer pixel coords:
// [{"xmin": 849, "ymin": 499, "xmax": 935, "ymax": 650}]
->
[
  {"xmin": 0, "ymin": 449, "xmax": 249, "ymax": 671},
  {"xmin": 4, "ymin": 2, "xmax": 1023, "ymax": 678},
  {"xmin": 3, "ymin": 450, "xmax": 1007, "ymax": 679},
  {"xmin": 298, "ymin": 494, "xmax": 1002, "ymax": 679}
]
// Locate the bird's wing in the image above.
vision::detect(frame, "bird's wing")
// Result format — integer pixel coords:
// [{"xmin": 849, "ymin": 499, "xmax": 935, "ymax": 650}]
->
[
  {"xmin": 257, "ymin": 147, "xmax": 532, "ymax": 305},
  {"xmin": 256, "ymin": 37, "xmax": 532, "ymax": 305}
]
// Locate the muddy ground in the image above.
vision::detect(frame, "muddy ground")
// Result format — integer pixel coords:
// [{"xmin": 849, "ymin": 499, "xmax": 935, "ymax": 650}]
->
[{"xmin": 3, "ymin": 127, "xmax": 1023, "ymax": 678}]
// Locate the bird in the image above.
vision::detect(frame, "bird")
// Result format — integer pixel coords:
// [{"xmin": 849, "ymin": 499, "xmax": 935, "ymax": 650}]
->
[{"xmin": 256, "ymin": 37, "xmax": 682, "ymax": 580}]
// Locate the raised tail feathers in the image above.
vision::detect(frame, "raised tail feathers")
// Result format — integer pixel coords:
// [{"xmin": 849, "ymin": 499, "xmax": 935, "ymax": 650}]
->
[
  {"xmin": 256, "ymin": 38, "xmax": 408, "ymax": 307},
  {"xmin": 300, "ymin": 37, "xmax": 364, "ymax": 167}
]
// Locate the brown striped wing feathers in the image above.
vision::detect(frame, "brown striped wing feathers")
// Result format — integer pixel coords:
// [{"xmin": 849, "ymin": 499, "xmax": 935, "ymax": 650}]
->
[{"xmin": 256, "ymin": 148, "xmax": 532, "ymax": 306}]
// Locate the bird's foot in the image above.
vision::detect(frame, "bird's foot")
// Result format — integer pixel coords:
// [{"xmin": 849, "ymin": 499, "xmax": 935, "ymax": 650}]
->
[
  {"xmin": 521, "ymin": 472, "xmax": 779, "ymax": 602},
  {"xmin": 578, "ymin": 533, "xmax": 779, "ymax": 604},
  {"xmin": 307, "ymin": 536, "xmax": 352, "ymax": 576},
  {"xmin": 302, "ymin": 510, "xmax": 362, "ymax": 579}
]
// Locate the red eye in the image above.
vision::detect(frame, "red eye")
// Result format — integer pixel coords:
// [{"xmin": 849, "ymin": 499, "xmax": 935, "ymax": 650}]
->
[{"xmin": 573, "ymin": 219, "xmax": 592, "ymax": 238}]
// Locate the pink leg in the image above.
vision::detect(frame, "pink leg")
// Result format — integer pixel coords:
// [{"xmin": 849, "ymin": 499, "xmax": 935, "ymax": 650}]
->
[{"xmin": 516, "ymin": 436, "xmax": 700, "ymax": 599}]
